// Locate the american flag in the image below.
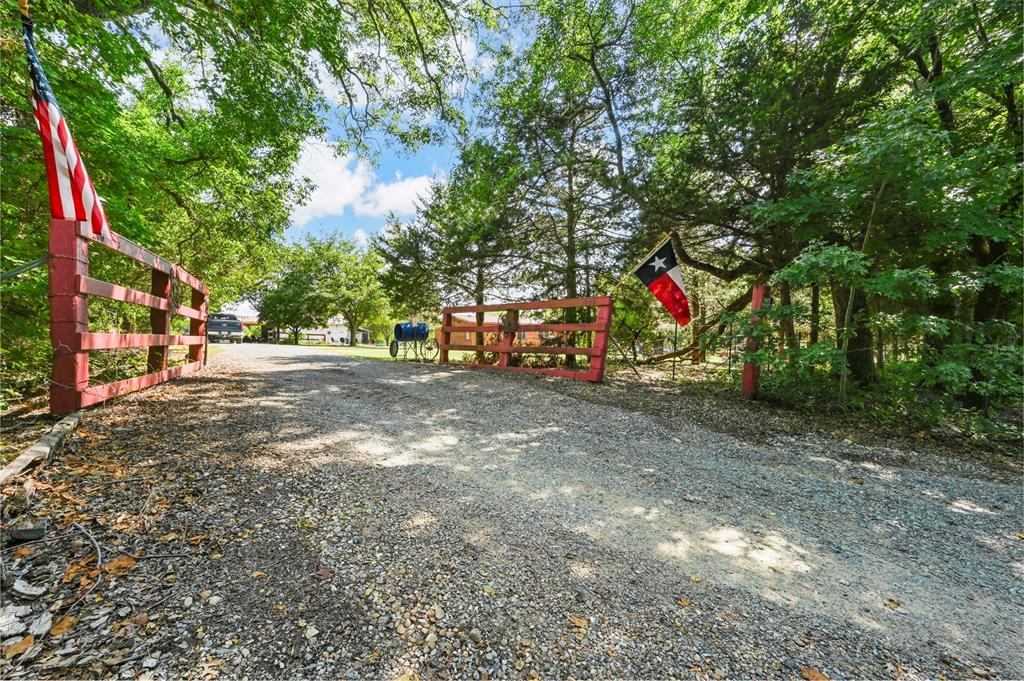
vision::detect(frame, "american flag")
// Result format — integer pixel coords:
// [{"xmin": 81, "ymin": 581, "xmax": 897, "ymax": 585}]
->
[{"xmin": 21, "ymin": 6, "xmax": 109, "ymax": 237}]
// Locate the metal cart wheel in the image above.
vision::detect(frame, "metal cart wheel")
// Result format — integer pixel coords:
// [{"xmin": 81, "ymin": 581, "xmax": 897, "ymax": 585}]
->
[
  {"xmin": 389, "ymin": 340, "xmax": 399, "ymax": 358},
  {"xmin": 420, "ymin": 338, "xmax": 439, "ymax": 361}
]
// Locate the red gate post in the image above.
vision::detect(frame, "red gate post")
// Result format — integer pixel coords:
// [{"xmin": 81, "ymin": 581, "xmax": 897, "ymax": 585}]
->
[
  {"xmin": 49, "ymin": 219, "xmax": 89, "ymax": 414},
  {"xmin": 147, "ymin": 271, "xmax": 172, "ymax": 372},
  {"xmin": 497, "ymin": 310, "xmax": 518, "ymax": 368},
  {"xmin": 188, "ymin": 286, "xmax": 208, "ymax": 365},
  {"xmin": 439, "ymin": 311, "xmax": 452, "ymax": 365},
  {"xmin": 741, "ymin": 284, "xmax": 768, "ymax": 398},
  {"xmin": 589, "ymin": 298, "xmax": 613, "ymax": 382}
]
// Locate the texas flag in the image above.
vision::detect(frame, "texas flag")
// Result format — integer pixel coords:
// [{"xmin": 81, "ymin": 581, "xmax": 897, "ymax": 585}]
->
[{"xmin": 632, "ymin": 238, "xmax": 692, "ymax": 328}]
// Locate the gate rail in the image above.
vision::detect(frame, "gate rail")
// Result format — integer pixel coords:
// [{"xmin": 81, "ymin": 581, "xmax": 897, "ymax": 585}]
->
[
  {"xmin": 438, "ymin": 296, "xmax": 612, "ymax": 382},
  {"xmin": 49, "ymin": 218, "xmax": 209, "ymax": 414}
]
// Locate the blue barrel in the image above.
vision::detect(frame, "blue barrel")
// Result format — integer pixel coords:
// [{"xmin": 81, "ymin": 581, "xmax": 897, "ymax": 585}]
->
[{"xmin": 394, "ymin": 322, "xmax": 429, "ymax": 342}]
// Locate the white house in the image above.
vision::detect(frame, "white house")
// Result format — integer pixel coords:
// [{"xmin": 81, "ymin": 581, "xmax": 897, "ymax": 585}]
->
[{"xmin": 300, "ymin": 316, "xmax": 370, "ymax": 344}]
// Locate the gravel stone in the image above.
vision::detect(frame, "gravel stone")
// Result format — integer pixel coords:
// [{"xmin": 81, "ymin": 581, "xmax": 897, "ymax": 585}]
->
[{"xmin": 3, "ymin": 343, "xmax": 1019, "ymax": 680}]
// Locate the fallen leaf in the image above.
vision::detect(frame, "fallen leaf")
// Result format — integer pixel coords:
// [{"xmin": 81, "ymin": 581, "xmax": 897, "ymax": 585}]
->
[
  {"xmin": 885, "ymin": 598, "xmax": 901, "ymax": 610},
  {"xmin": 675, "ymin": 598, "xmax": 690, "ymax": 607},
  {"xmin": 690, "ymin": 575, "xmax": 702, "ymax": 583},
  {"xmin": 159, "ymin": 532, "xmax": 178, "ymax": 542},
  {"xmin": 311, "ymin": 565, "xmax": 335, "ymax": 582},
  {"xmin": 105, "ymin": 555, "xmax": 137, "ymax": 576},
  {"xmin": 13, "ymin": 546, "xmax": 34, "ymax": 558},
  {"xmin": 852, "ymin": 478, "xmax": 865, "ymax": 485},
  {"xmin": 800, "ymin": 668, "xmax": 829, "ymax": 681},
  {"xmin": 187, "ymin": 534, "xmax": 208, "ymax": 545},
  {"xmin": 200, "ymin": 655, "xmax": 223, "ymax": 680},
  {"xmin": 63, "ymin": 559, "xmax": 92, "ymax": 583},
  {"xmin": 57, "ymin": 491, "xmax": 86, "ymax": 506},
  {"xmin": 2, "ymin": 635, "xmax": 33, "ymax": 659},
  {"xmin": 568, "ymin": 614, "xmax": 588, "ymax": 628},
  {"xmin": 251, "ymin": 571, "xmax": 267, "ymax": 578},
  {"xmin": 112, "ymin": 619, "xmax": 134, "ymax": 635},
  {"xmin": 50, "ymin": 615, "xmax": 76, "ymax": 637},
  {"xmin": 1015, "ymin": 531, "xmax": 1024, "ymax": 541}
]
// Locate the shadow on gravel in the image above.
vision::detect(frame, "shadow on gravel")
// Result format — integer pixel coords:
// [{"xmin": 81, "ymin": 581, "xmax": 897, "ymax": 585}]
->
[
  {"xmin": 135, "ymin": 350, "xmax": 1023, "ymax": 671},
  {"xmin": 26, "ymin": 349, "xmax": 1011, "ymax": 678}
]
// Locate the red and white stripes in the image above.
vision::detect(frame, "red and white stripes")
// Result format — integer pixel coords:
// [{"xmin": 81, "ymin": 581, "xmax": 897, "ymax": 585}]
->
[
  {"xmin": 32, "ymin": 97, "xmax": 109, "ymax": 237},
  {"xmin": 23, "ymin": 11, "xmax": 109, "ymax": 238}
]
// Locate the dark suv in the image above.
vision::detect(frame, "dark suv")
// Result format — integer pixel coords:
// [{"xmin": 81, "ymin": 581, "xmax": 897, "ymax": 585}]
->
[{"xmin": 207, "ymin": 313, "xmax": 244, "ymax": 343}]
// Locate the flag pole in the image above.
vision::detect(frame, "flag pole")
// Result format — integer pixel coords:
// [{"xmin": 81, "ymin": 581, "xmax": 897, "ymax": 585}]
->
[
  {"xmin": 671, "ymin": 321, "xmax": 679, "ymax": 382},
  {"xmin": 609, "ymin": 334, "xmax": 642, "ymax": 378}
]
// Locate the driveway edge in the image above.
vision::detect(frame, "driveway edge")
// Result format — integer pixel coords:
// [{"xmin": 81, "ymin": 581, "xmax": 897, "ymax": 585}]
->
[{"xmin": 0, "ymin": 410, "xmax": 82, "ymax": 485}]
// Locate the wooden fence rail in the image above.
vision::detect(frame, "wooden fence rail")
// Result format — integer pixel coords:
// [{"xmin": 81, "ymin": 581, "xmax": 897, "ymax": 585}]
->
[
  {"xmin": 438, "ymin": 296, "xmax": 613, "ymax": 382},
  {"xmin": 49, "ymin": 218, "xmax": 209, "ymax": 414}
]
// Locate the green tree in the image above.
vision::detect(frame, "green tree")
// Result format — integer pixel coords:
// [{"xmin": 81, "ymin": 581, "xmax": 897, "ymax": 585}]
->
[
  {"xmin": 1, "ymin": 0, "xmax": 495, "ymax": 399},
  {"xmin": 376, "ymin": 140, "xmax": 527, "ymax": 355},
  {"xmin": 256, "ymin": 243, "xmax": 335, "ymax": 344},
  {"xmin": 329, "ymin": 242, "xmax": 390, "ymax": 346}
]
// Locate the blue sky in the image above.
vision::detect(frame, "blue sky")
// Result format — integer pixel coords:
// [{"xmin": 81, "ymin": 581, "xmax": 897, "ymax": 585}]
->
[
  {"xmin": 286, "ymin": 136, "xmax": 458, "ymax": 247},
  {"xmin": 285, "ymin": 37, "xmax": 498, "ymax": 247},
  {"xmin": 139, "ymin": 21, "xmax": 473, "ymax": 251}
]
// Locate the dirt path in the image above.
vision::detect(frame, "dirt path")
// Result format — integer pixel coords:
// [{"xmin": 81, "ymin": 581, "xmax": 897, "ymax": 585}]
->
[{"xmin": 4, "ymin": 343, "xmax": 1021, "ymax": 679}]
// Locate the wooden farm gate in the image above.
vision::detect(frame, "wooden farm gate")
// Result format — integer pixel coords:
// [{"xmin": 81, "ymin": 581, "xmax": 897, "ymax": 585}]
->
[
  {"xmin": 438, "ymin": 296, "xmax": 613, "ymax": 382},
  {"xmin": 49, "ymin": 218, "xmax": 209, "ymax": 414}
]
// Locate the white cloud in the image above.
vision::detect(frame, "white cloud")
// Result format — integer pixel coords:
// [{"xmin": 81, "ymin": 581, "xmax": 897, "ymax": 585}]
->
[
  {"xmin": 355, "ymin": 174, "xmax": 432, "ymax": 218},
  {"xmin": 352, "ymin": 228, "xmax": 370, "ymax": 247},
  {"xmin": 290, "ymin": 139, "xmax": 433, "ymax": 227},
  {"xmin": 290, "ymin": 141, "xmax": 373, "ymax": 228}
]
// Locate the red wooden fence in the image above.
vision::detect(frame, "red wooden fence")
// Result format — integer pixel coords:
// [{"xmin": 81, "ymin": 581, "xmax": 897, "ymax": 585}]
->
[
  {"xmin": 49, "ymin": 218, "xmax": 209, "ymax": 414},
  {"xmin": 438, "ymin": 296, "xmax": 613, "ymax": 382}
]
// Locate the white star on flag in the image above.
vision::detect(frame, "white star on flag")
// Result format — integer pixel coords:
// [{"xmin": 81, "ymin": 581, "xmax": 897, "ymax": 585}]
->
[{"xmin": 631, "ymin": 237, "xmax": 692, "ymax": 328}]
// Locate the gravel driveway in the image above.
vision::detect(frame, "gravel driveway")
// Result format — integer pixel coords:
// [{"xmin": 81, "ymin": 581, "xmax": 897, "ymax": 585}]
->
[{"xmin": 5, "ymin": 343, "xmax": 1021, "ymax": 679}]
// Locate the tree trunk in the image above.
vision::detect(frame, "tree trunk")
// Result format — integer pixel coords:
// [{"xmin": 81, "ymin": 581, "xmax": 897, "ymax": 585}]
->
[
  {"xmin": 875, "ymin": 328, "xmax": 885, "ymax": 370},
  {"xmin": 473, "ymin": 264, "xmax": 486, "ymax": 362},
  {"xmin": 832, "ymin": 284, "xmax": 876, "ymax": 385},
  {"xmin": 690, "ymin": 281, "xmax": 704, "ymax": 364},
  {"xmin": 563, "ymin": 147, "xmax": 579, "ymax": 369},
  {"xmin": 972, "ymin": 238, "xmax": 1010, "ymax": 325},
  {"xmin": 809, "ymin": 284, "xmax": 820, "ymax": 345},
  {"xmin": 349, "ymin": 318, "xmax": 358, "ymax": 346},
  {"xmin": 778, "ymin": 280, "xmax": 798, "ymax": 355},
  {"xmin": 564, "ymin": 221, "xmax": 578, "ymax": 368}
]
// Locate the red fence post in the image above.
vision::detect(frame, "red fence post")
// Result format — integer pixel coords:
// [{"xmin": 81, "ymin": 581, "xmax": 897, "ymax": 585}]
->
[
  {"xmin": 49, "ymin": 219, "xmax": 89, "ymax": 414},
  {"xmin": 188, "ymin": 287, "xmax": 207, "ymax": 365},
  {"xmin": 741, "ymin": 284, "xmax": 768, "ymax": 398},
  {"xmin": 497, "ymin": 309, "xmax": 518, "ymax": 368},
  {"xmin": 439, "ymin": 311, "xmax": 452, "ymax": 365},
  {"xmin": 589, "ymin": 297, "xmax": 612, "ymax": 382},
  {"xmin": 147, "ymin": 271, "xmax": 172, "ymax": 372}
]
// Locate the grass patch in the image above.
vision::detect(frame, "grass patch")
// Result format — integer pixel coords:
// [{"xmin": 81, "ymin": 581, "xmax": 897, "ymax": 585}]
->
[{"xmin": 298, "ymin": 343, "xmax": 481, "ymax": 363}]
